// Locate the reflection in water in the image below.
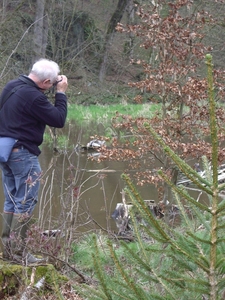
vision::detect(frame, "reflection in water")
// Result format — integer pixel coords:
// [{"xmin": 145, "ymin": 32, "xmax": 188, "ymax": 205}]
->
[
  {"xmin": 35, "ymin": 144, "xmax": 158, "ymax": 234},
  {"xmin": 31, "ymin": 120, "xmax": 158, "ymax": 234}
]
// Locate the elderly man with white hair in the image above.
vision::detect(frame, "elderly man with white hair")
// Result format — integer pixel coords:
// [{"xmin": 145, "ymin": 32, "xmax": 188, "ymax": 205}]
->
[{"xmin": 0, "ymin": 58, "xmax": 68, "ymax": 265}]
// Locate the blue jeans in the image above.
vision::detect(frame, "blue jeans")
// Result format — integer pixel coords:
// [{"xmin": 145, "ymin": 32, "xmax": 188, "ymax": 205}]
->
[{"xmin": 0, "ymin": 147, "xmax": 42, "ymax": 215}]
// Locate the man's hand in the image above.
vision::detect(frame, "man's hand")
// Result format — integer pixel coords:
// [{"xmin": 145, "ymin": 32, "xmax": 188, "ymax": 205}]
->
[{"xmin": 56, "ymin": 75, "xmax": 68, "ymax": 93}]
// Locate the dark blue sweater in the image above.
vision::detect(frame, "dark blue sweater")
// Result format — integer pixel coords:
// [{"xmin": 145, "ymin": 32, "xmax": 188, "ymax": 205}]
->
[{"xmin": 0, "ymin": 75, "xmax": 67, "ymax": 156}]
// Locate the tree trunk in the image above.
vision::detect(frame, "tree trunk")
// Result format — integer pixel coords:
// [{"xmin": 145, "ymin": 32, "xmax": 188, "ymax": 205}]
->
[
  {"xmin": 126, "ymin": 0, "xmax": 135, "ymax": 59},
  {"xmin": 32, "ymin": 0, "xmax": 48, "ymax": 63},
  {"xmin": 99, "ymin": 0, "xmax": 130, "ymax": 82}
]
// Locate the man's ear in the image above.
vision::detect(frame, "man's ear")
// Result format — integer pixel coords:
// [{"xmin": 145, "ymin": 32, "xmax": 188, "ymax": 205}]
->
[{"xmin": 43, "ymin": 79, "xmax": 51, "ymax": 84}]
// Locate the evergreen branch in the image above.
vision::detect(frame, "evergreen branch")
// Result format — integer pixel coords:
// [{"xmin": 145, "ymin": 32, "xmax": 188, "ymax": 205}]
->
[
  {"xmin": 188, "ymin": 203, "xmax": 211, "ymax": 231},
  {"xmin": 218, "ymin": 181, "xmax": 225, "ymax": 191},
  {"xmin": 217, "ymin": 224, "xmax": 225, "ymax": 230},
  {"xmin": 123, "ymin": 173, "xmax": 210, "ymax": 274},
  {"xmin": 77, "ymin": 285, "xmax": 108, "ymax": 300},
  {"xmin": 169, "ymin": 240, "xmax": 210, "ymax": 273},
  {"xmin": 144, "ymin": 123, "xmax": 213, "ymax": 193},
  {"xmin": 206, "ymin": 55, "xmax": 218, "ymax": 186},
  {"xmin": 205, "ymin": 53, "xmax": 219, "ymax": 300},
  {"xmin": 128, "ymin": 208, "xmax": 164, "ymax": 261},
  {"xmin": 187, "ymin": 231, "xmax": 211, "ymax": 245},
  {"xmin": 127, "ymin": 208, "xmax": 163, "ymax": 267},
  {"xmin": 108, "ymin": 240, "xmax": 151, "ymax": 300},
  {"xmin": 134, "ymin": 268, "xmax": 158, "ymax": 284},
  {"xmin": 216, "ymin": 198, "xmax": 225, "ymax": 214},
  {"xmin": 108, "ymin": 285, "xmax": 138, "ymax": 300},
  {"xmin": 173, "ymin": 191, "xmax": 194, "ymax": 231},
  {"xmin": 217, "ymin": 278, "xmax": 225, "ymax": 291},
  {"xmin": 201, "ymin": 156, "xmax": 212, "ymax": 182},
  {"xmin": 122, "ymin": 174, "xmax": 171, "ymax": 242},
  {"xmin": 92, "ymin": 235, "xmax": 112, "ymax": 300},
  {"xmin": 162, "ymin": 273, "xmax": 209, "ymax": 290},
  {"xmin": 158, "ymin": 170, "xmax": 211, "ymax": 212},
  {"xmin": 215, "ymin": 257, "xmax": 225, "ymax": 269},
  {"xmin": 114, "ymin": 240, "xmax": 178, "ymax": 299},
  {"xmin": 127, "ymin": 189, "xmax": 169, "ymax": 244},
  {"xmin": 147, "ymin": 296, "xmax": 166, "ymax": 300},
  {"xmin": 164, "ymin": 230, "xmax": 210, "ymax": 273},
  {"xmin": 217, "ymin": 225, "xmax": 225, "ymax": 230},
  {"xmin": 121, "ymin": 240, "xmax": 157, "ymax": 275},
  {"xmin": 139, "ymin": 223, "xmax": 171, "ymax": 243},
  {"xmin": 216, "ymin": 238, "xmax": 225, "ymax": 243}
]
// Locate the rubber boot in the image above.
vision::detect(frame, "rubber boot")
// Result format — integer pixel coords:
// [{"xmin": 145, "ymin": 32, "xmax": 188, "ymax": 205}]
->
[
  {"xmin": 1, "ymin": 213, "xmax": 13, "ymax": 259},
  {"xmin": 10, "ymin": 214, "xmax": 45, "ymax": 265}
]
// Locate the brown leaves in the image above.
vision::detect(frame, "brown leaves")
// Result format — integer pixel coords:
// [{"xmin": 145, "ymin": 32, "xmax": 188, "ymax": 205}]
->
[{"xmin": 99, "ymin": 1, "xmax": 225, "ymax": 196}]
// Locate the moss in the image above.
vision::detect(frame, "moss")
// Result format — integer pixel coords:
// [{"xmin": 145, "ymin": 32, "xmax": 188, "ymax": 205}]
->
[
  {"xmin": 0, "ymin": 260, "xmax": 69, "ymax": 298},
  {"xmin": 0, "ymin": 263, "xmax": 20, "ymax": 297},
  {"xmin": 36, "ymin": 264, "xmax": 68, "ymax": 286},
  {"xmin": 2, "ymin": 263, "xmax": 23, "ymax": 276}
]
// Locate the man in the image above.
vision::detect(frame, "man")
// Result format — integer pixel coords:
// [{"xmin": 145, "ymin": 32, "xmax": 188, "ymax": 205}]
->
[{"xmin": 0, "ymin": 58, "xmax": 68, "ymax": 264}]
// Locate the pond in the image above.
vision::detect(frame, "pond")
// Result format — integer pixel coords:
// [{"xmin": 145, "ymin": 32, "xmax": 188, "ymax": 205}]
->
[{"xmin": 0, "ymin": 121, "xmax": 158, "ymax": 236}]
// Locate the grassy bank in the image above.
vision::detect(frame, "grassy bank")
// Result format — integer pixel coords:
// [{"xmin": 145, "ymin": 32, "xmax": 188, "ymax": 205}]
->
[
  {"xmin": 44, "ymin": 102, "xmax": 161, "ymax": 148},
  {"xmin": 67, "ymin": 103, "xmax": 161, "ymax": 124}
]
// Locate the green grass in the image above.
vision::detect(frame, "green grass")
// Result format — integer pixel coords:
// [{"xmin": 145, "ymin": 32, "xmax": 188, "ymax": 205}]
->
[
  {"xmin": 67, "ymin": 103, "xmax": 161, "ymax": 125},
  {"xmin": 71, "ymin": 233, "xmax": 142, "ymax": 276}
]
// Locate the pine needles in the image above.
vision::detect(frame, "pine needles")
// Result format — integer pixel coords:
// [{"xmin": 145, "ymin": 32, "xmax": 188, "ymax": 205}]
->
[{"xmin": 78, "ymin": 54, "xmax": 225, "ymax": 300}]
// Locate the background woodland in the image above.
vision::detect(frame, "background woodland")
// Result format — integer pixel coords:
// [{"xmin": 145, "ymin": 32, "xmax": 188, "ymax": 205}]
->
[{"xmin": 1, "ymin": 0, "xmax": 225, "ymax": 106}]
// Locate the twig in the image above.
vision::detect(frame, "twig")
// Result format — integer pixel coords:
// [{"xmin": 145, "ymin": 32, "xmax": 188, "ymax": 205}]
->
[
  {"xmin": 0, "ymin": 15, "xmax": 48, "ymax": 79},
  {"xmin": 41, "ymin": 252, "xmax": 97, "ymax": 285}
]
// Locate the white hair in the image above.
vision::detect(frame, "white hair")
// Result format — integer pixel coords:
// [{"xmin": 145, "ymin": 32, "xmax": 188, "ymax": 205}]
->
[{"xmin": 30, "ymin": 58, "xmax": 60, "ymax": 83}]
